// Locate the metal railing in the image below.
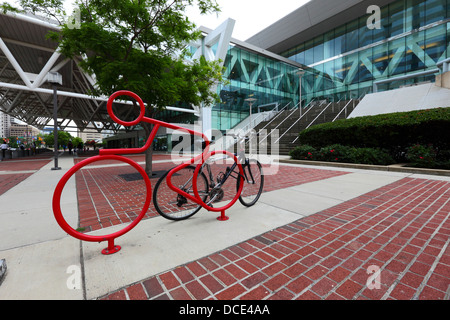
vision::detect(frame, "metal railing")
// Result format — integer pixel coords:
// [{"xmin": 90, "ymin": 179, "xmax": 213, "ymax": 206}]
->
[
  {"xmin": 259, "ymin": 102, "xmax": 301, "ymax": 144},
  {"xmin": 255, "ymin": 101, "xmax": 292, "ymax": 135},
  {"xmin": 290, "ymin": 99, "xmax": 337, "ymax": 144},
  {"xmin": 273, "ymin": 99, "xmax": 320, "ymax": 144},
  {"xmin": 237, "ymin": 102, "xmax": 281, "ymax": 135},
  {"xmin": 331, "ymin": 99, "xmax": 354, "ymax": 122}
]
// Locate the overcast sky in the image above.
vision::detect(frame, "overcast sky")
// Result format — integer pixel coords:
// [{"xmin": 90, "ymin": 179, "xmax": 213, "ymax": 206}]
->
[
  {"xmin": 4, "ymin": 0, "xmax": 311, "ymax": 40},
  {"xmin": 185, "ymin": 0, "xmax": 311, "ymax": 41}
]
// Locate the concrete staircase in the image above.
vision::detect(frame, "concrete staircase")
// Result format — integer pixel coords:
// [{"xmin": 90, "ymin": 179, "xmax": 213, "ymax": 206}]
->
[{"xmin": 250, "ymin": 99, "xmax": 360, "ymax": 156}]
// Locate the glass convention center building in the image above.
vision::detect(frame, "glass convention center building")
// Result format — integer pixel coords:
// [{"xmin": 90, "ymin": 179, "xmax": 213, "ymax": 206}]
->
[{"xmin": 200, "ymin": 0, "xmax": 450, "ymax": 131}]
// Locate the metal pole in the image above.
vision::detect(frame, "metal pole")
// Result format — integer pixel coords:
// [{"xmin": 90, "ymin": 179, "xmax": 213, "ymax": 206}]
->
[
  {"xmin": 249, "ymin": 101, "xmax": 252, "ymax": 130},
  {"xmin": 299, "ymin": 77, "xmax": 302, "ymax": 119},
  {"xmin": 51, "ymin": 84, "xmax": 61, "ymax": 170}
]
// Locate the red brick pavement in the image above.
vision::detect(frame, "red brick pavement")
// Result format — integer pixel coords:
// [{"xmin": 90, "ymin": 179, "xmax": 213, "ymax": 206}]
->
[
  {"xmin": 0, "ymin": 173, "xmax": 34, "ymax": 196},
  {"xmin": 100, "ymin": 177, "xmax": 450, "ymax": 301},
  {"xmin": 0, "ymin": 153, "xmax": 53, "ymax": 196},
  {"xmin": 71, "ymin": 159, "xmax": 348, "ymax": 232},
  {"xmin": 0, "ymin": 158, "xmax": 53, "ymax": 172},
  {"xmin": 3, "ymin": 152, "xmax": 449, "ymax": 300}
]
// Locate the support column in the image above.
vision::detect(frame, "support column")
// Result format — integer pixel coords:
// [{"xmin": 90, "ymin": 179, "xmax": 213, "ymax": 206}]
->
[{"xmin": 201, "ymin": 106, "xmax": 212, "ymax": 141}]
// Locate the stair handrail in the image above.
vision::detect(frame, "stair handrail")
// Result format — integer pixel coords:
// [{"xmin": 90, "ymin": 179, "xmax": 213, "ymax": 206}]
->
[
  {"xmin": 274, "ymin": 99, "xmax": 319, "ymax": 144},
  {"xmin": 259, "ymin": 101, "xmax": 301, "ymax": 144},
  {"xmin": 332, "ymin": 99, "xmax": 353, "ymax": 122},
  {"xmin": 291, "ymin": 100, "xmax": 334, "ymax": 144},
  {"xmin": 304, "ymin": 101, "xmax": 334, "ymax": 130},
  {"xmin": 331, "ymin": 92, "xmax": 366, "ymax": 122},
  {"xmin": 256, "ymin": 101, "xmax": 292, "ymax": 134},
  {"xmin": 239, "ymin": 102, "xmax": 280, "ymax": 135}
]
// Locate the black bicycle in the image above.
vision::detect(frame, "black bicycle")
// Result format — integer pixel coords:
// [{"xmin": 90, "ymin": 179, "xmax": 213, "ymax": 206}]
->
[{"xmin": 153, "ymin": 134, "xmax": 264, "ymax": 221}]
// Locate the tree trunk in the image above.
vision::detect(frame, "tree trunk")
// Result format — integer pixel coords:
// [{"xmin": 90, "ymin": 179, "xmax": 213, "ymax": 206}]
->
[{"xmin": 142, "ymin": 122, "xmax": 154, "ymax": 178}]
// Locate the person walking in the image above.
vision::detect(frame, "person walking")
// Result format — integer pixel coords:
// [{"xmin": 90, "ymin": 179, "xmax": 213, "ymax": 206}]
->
[
  {"xmin": 1, "ymin": 140, "xmax": 8, "ymax": 161},
  {"xmin": 68, "ymin": 141, "xmax": 73, "ymax": 155}
]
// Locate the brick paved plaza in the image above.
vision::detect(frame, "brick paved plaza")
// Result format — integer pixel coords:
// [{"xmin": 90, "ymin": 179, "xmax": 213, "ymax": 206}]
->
[
  {"xmin": 103, "ymin": 175, "xmax": 450, "ymax": 301},
  {"xmin": 0, "ymin": 151, "xmax": 448, "ymax": 302}
]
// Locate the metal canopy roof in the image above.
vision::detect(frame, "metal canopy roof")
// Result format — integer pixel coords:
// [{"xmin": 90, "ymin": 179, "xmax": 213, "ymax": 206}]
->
[
  {"xmin": 0, "ymin": 13, "xmax": 124, "ymax": 133},
  {"xmin": 0, "ymin": 12, "xmax": 201, "ymax": 134},
  {"xmin": 0, "ymin": 12, "xmax": 306, "ymax": 135}
]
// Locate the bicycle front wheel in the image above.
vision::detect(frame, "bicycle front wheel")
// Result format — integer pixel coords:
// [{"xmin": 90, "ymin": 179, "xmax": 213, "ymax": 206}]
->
[
  {"xmin": 239, "ymin": 159, "xmax": 264, "ymax": 207},
  {"xmin": 153, "ymin": 165, "xmax": 209, "ymax": 221}
]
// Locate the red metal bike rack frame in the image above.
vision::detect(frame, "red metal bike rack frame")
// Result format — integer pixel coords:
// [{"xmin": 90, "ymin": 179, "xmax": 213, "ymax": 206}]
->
[
  {"xmin": 52, "ymin": 154, "xmax": 152, "ymax": 255},
  {"xmin": 53, "ymin": 90, "xmax": 244, "ymax": 255},
  {"xmin": 165, "ymin": 150, "xmax": 244, "ymax": 221}
]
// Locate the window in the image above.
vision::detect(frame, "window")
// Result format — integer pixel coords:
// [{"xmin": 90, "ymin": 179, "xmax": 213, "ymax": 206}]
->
[
  {"xmin": 424, "ymin": 24, "xmax": 447, "ymax": 64},
  {"xmin": 425, "ymin": 0, "xmax": 446, "ymax": 25},
  {"xmin": 389, "ymin": 0, "xmax": 406, "ymax": 37},
  {"xmin": 345, "ymin": 20, "xmax": 359, "ymax": 52}
]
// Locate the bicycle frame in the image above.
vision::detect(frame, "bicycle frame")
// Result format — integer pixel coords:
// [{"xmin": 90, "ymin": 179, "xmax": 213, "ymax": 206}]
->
[{"xmin": 52, "ymin": 90, "xmax": 244, "ymax": 255}]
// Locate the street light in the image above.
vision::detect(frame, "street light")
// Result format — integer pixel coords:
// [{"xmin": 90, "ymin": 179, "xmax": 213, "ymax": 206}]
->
[
  {"xmin": 47, "ymin": 71, "xmax": 62, "ymax": 171},
  {"xmin": 244, "ymin": 97, "xmax": 257, "ymax": 131},
  {"xmin": 296, "ymin": 69, "xmax": 306, "ymax": 118}
]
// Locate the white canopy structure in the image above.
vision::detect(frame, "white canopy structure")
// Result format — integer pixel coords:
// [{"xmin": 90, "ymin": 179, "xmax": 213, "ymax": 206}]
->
[{"xmin": 0, "ymin": 12, "xmax": 235, "ymax": 134}]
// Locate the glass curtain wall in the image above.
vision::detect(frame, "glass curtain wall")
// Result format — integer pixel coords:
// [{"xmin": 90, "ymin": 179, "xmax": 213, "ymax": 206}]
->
[
  {"xmin": 213, "ymin": 45, "xmax": 301, "ymax": 131},
  {"xmin": 282, "ymin": 0, "xmax": 450, "ymax": 101}
]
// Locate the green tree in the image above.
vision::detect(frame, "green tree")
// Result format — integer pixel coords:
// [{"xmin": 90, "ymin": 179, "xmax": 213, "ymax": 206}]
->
[
  {"xmin": 43, "ymin": 131, "xmax": 73, "ymax": 149},
  {"xmin": 3, "ymin": 0, "xmax": 225, "ymax": 177},
  {"xmin": 71, "ymin": 136, "xmax": 84, "ymax": 148}
]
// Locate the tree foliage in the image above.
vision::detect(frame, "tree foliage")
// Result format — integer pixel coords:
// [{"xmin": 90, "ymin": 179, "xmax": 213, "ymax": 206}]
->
[
  {"xmin": 3, "ymin": 0, "xmax": 225, "ymax": 175},
  {"xmin": 43, "ymin": 130, "xmax": 73, "ymax": 148}
]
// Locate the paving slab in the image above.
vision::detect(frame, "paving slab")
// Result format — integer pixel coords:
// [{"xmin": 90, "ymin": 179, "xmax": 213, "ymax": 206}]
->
[
  {"xmin": 0, "ymin": 156, "xmax": 77, "ymax": 250},
  {"xmin": 0, "ymin": 236, "xmax": 83, "ymax": 300},
  {"xmin": 103, "ymin": 175, "xmax": 450, "ymax": 301},
  {"xmin": 80, "ymin": 171, "xmax": 409, "ymax": 299},
  {"xmin": 1, "ymin": 153, "xmax": 448, "ymax": 301},
  {"xmin": 81, "ymin": 201, "xmax": 301, "ymax": 299},
  {"xmin": 288, "ymin": 171, "xmax": 410, "ymax": 201}
]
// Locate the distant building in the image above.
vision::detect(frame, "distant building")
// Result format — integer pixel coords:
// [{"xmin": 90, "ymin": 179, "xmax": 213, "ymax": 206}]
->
[
  {"xmin": 0, "ymin": 111, "xmax": 11, "ymax": 138},
  {"xmin": 78, "ymin": 129, "xmax": 103, "ymax": 143},
  {"xmin": 9, "ymin": 122, "xmax": 40, "ymax": 140}
]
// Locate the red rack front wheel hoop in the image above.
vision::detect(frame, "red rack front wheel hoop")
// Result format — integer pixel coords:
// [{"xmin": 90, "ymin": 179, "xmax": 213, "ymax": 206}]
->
[{"xmin": 52, "ymin": 155, "xmax": 152, "ymax": 255}]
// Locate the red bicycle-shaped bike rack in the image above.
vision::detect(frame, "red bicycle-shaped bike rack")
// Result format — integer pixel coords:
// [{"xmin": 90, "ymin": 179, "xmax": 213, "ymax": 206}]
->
[{"xmin": 52, "ymin": 91, "xmax": 244, "ymax": 255}]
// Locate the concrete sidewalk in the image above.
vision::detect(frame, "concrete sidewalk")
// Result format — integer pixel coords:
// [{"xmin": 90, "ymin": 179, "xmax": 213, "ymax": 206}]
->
[
  {"xmin": 0, "ymin": 154, "xmax": 449, "ymax": 300},
  {"xmin": 0, "ymin": 154, "xmax": 81, "ymax": 299}
]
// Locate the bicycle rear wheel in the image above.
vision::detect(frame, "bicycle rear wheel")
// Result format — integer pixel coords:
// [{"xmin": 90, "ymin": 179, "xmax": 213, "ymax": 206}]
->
[
  {"xmin": 239, "ymin": 159, "xmax": 264, "ymax": 207},
  {"xmin": 193, "ymin": 151, "xmax": 244, "ymax": 213},
  {"xmin": 153, "ymin": 165, "xmax": 209, "ymax": 221}
]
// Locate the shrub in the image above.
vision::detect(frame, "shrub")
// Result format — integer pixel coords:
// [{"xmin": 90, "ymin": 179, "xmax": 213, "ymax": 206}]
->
[
  {"xmin": 297, "ymin": 108, "xmax": 450, "ymax": 161},
  {"xmin": 351, "ymin": 147, "xmax": 395, "ymax": 165},
  {"xmin": 290, "ymin": 144, "xmax": 395, "ymax": 165},
  {"xmin": 406, "ymin": 144, "xmax": 436, "ymax": 167},
  {"xmin": 318, "ymin": 144, "xmax": 354, "ymax": 163},
  {"xmin": 289, "ymin": 145, "xmax": 317, "ymax": 161},
  {"xmin": 406, "ymin": 144, "xmax": 450, "ymax": 169}
]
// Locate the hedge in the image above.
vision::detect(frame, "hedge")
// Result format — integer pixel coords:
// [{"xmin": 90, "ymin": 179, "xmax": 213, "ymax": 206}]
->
[
  {"xmin": 290, "ymin": 144, "xmax": 395, "ymax": 165},
  {"xmin": 297, "ymin": 108, "xmax": 450, "ymax": 160},
  {"xmin": 406, "ymin": 144, "xmax": 450, "ymax": 169}
]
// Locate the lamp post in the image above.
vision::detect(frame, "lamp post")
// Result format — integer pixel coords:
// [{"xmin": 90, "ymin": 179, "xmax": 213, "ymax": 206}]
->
[
  {"xmin": 244, "ymin": 97, "xmax": 257, "ymax": 131},
  {"xmin": 296, "ymin": 69, "xmax": 306, "ymax": 118},
  {"xmin": 47, "ymin": 72, "xmax": 62, "ymax": 170}
]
